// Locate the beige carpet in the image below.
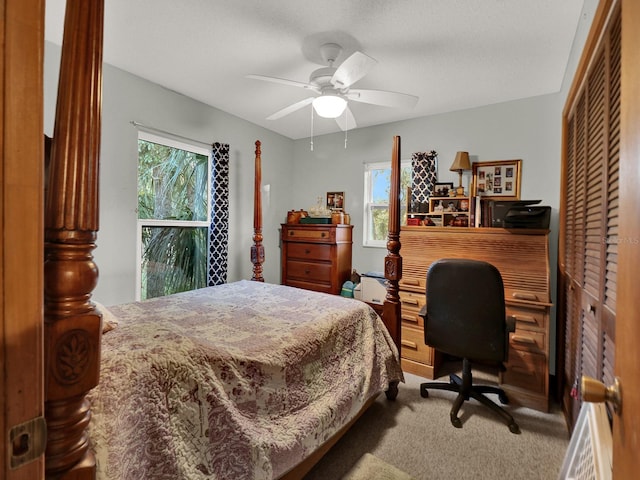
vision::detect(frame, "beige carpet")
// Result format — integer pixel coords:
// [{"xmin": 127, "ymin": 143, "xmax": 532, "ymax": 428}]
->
[
  {"xmin": 304, "ymin": 368, "xmax": 570, "ymax": 480},
  {"xmin": 343, "ymin": 453, "xmax": 415, "ymax": 480}
]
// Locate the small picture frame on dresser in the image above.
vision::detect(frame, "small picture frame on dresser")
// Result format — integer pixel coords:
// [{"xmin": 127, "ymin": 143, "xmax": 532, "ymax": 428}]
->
[{"xmin": 326, "ymin": 191, "xmax": 345, "ymax": 210}]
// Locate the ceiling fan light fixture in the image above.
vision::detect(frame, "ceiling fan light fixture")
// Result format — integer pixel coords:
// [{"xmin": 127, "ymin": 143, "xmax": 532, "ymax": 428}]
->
[{"xmin": 312, "ymin": 95, "xmax": 347, "ymax": 118}]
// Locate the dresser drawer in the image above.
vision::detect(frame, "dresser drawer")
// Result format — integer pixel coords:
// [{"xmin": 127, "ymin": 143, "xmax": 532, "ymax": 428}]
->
[
  {"xmin": 400, "ymin": 326, "xmax": 434, "ymax": 366},
  {"xmin": 284, "ymin": 227, "xmax": 333, "ymax": 242},
  {"xmin": 287, "ymin": 242, "xmax": 332, "ymax": 261},
  {"xmin": 509, "ymin": 330, "xmax": 546, "ymax": 354},
  {"xmin": 286, "ymin": 261, "xmax": 332, "ymax": 282},
  {"xmin": 506, "ymin": 304, "xmax": 548, "ymax": 331},
  {"xmin": 502, "ymin": 349, "xmax": 546, "ymax": 394},
  {"xmin": 285, "ymin": 279, "xmax": 332, "ymax": 294}
]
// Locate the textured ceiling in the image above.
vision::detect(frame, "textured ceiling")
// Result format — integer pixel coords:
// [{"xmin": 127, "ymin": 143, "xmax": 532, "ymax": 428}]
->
[{"xmin": 45, "ymin": 0, "xmax": 586, "ymax": 140}]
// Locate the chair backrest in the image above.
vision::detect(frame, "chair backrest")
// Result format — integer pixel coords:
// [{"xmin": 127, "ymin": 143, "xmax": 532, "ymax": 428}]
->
[{"xmin": 424, "ymin": 258, "xmax": 507, "ymax": 362}]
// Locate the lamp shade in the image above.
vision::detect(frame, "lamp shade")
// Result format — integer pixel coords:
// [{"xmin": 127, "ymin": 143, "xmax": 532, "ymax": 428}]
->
[
  {"xmin": 449, "ymin": 151, "xmax": 471, "ymax": 172},
  {"xmin": 312, "ymin": 95, "xmax": 347, "ymax": 118}
]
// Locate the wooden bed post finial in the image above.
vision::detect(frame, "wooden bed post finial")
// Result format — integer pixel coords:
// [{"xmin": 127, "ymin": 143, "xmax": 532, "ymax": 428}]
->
[
  {"xmin": 251, "ymin": 140, "xmax": 265, "ymax": 281},
  {"xmin": 44, "ymin": 0, "xmax": 104, "ymax": 478},
  {"xmin": 383, "ymin": 135, "xmax": 403, "ymax": 354}
]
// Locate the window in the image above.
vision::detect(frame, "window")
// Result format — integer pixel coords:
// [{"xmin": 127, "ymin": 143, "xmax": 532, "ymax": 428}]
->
[
  {"xmin": 136, "ymin": 132, "xmax": 211, "ymax": 300},
  {"xmin": 363, "ymin": 161, "xmax": 411, "ymax": 247}
]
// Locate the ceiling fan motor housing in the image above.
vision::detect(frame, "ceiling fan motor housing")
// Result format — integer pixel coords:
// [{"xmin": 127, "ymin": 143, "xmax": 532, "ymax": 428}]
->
[{"xmin": 310, "ymin": 67, "xmax": 339, "ymax": 88}]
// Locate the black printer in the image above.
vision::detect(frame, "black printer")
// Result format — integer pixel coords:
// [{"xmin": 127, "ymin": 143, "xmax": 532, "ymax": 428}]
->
[{"xmin": 490, "ymin": 200, "xmax": 551, "ymax": 229}]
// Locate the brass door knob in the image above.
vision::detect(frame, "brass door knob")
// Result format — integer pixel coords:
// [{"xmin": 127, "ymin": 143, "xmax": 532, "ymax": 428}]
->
[{"xmin": 581, "ymin": 376, "xmax": 622, "ymax": 414}]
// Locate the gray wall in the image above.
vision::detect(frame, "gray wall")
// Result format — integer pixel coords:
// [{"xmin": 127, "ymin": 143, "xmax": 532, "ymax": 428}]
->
[{"xmin": 291, "ymin": 94, "xmax": 562, "ymax": 275}]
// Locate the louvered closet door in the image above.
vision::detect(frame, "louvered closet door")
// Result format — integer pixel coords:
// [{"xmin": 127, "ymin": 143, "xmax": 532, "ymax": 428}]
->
[{"xmin": 560, "ymin": 3, "xmax": 620, "ymax": 428}]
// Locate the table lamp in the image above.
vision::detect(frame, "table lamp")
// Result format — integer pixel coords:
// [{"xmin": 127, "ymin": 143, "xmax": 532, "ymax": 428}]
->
[{"xmin": 449, "ymin": 151, "xmax": 471, "ymax": 196}]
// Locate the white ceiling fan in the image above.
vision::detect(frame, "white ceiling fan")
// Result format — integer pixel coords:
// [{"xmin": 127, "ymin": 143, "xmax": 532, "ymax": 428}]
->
[{"xmin": 247, "ymin": 43, "xmax": 419, "ymax": 131}]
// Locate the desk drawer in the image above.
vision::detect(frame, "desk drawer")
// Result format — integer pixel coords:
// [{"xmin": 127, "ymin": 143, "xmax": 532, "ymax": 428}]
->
[
  {"xmin": 399, "ymin": 290, "xmax": 424, "ymax": 311},
  {"xmin": 400, "ymin": 326, "xmax": 434, "ymax": 366},
  {"xmin": 509, "ymin": 330, "xmax": 546, "ymax": 354},
  {"xmin": 287, "ymin": 243, "xmax": 331, "ymax": 261},
  {"xmin": 399, "ymin": 276, "xmax": 425, "ymax": 290},
  {"xmin": 506, "ymin": 304, "xmax": 548, "ymax": 331},
  {"xmin": 502, "ymin": 349, "xmax": 546, "ymax": 394},
  {"xmin": 286, "ymin": 261, "xmax": 332, "ymax": 282},
  {"xmin": 401, "ymin": 310, "xmax": 424, "ymax": 329}
]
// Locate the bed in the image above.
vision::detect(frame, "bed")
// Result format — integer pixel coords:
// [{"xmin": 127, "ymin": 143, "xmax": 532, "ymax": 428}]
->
[{"xmin": 43, "ymin": 1, "xmax": 405, "ymax": 479}]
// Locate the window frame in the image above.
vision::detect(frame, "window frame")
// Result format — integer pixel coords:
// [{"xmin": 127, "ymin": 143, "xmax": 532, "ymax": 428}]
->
[
  {"xmin": 363, "ymin": 159, "xmax": 411, "ymax": 248},
  {"xmin": 135, "ymin": 131, "xmax": 212, "ymax": 300}
]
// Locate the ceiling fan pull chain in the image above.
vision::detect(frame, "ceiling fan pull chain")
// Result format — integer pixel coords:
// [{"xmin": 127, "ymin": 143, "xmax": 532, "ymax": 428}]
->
[
  {"xmin": 344, "ymin": 110, "xmax": 348, "ymax": 149},
  {"xmin": 310, "ymin": 105, "xmax": 314, "ymax": 151}
]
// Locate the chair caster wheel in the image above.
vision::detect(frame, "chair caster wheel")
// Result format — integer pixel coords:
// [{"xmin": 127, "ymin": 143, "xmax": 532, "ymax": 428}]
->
[
  {"xmin": 498, "ymin": 392, "xmax": 509, "ymax": 404},
  {"xmin": 508, "ymin": 423, "xmax": 520, "ymax": 434},
  {"xmin": 420, "ymin": 386, "xmax": 429, "ymax": 398},
  {"xmin": 450, "ymin": 416, "xmax": 462, "ymax": 428}
]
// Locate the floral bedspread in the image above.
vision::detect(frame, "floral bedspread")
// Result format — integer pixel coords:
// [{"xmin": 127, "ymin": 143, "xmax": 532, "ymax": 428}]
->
[{"xmin": 88, "ymin": 280, "xmax": 403, "ymax": 480}]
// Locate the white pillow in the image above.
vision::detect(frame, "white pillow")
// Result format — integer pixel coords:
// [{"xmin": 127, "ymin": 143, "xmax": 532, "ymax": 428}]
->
[{"xmin": 94, "ymin": 301, "xmax": 119, "ymax": 333}]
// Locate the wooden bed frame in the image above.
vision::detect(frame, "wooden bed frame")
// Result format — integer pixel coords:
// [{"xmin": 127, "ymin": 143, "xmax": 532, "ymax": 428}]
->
[{"xmin": 43, "ymin": 1, "xmax": 402, "ymax": 478}]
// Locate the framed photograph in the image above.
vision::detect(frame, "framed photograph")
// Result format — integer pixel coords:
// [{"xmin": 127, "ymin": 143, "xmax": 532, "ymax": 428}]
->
[
  {"xmin": 433, "ymin": 182, "xmax": 454, "ymax": 197},
  {"xmin": 471, "ymin": 159, "xmax": 522, "ymax": 200},
  {"xmin": 326, "ymin": 191, "xmax": 345, "ymax": 210}
]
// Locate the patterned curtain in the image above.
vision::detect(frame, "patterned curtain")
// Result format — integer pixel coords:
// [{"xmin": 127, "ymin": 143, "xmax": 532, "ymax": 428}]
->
[
  {"xmin": 208, "ymin": 143, "xmax": 230, "ymax": 286},
  {"xmin": 411, "ymin": 150, "xmax": 438, "ymax": 211}
]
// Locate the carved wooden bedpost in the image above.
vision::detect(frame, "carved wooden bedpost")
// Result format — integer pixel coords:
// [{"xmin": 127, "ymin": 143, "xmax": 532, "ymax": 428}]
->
[
  {"xmin": 383, "ymin": 136, "xmax": 403, "ymax": 354},
  {"xmin": 251, "ymin": 140, "xmax": 265, "ymax": 281},
  {"xmin": 44, "ymin": 1, "xmax": 103, "ymax": 478}
]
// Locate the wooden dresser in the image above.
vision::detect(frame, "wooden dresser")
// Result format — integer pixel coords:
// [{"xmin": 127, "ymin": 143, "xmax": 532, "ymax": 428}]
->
[
  {"xmin": 280, "ymin": 224, "xmax": 353, "ymax": 295},
  {"xmin": 399, "ymin": 227, "xmax": 551, "ymax": 412}
]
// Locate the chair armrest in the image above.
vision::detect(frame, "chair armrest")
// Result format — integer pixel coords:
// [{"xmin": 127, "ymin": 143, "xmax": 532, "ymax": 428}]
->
[{"xmin": 505, "ymin": 314, "xmax": 516, "ymax": 333}]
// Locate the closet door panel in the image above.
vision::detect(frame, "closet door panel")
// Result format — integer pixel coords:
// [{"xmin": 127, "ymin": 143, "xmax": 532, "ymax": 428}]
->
[{"xmin": 560, "ymin": 2, "xmax": 620, "ymax": 427}]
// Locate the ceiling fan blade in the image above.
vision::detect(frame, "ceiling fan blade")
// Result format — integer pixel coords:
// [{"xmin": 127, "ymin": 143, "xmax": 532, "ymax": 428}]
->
[
  {"xmin": 347, "ymin": 88, "xmax": 418, "ymax": 108},
  {"xmin": 246, "ymin": 74, "xmax": 319, "ymax": 92},
  {"xmin": 266, "ymin": 97, "xmax": 314, "ymax": 120},
  {"xmin": 331, "ymin": 51, "xmax": 377, "ymax": 89},
  {"xmin": 335, "ymin": 105, "xmax": 357, "ymax": 131}
]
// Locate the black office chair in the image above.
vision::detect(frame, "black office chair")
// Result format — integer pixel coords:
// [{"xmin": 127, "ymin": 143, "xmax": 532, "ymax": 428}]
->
[{"xmin": 419, "ymin": 258, "xmax": 520, "ymax": 434}]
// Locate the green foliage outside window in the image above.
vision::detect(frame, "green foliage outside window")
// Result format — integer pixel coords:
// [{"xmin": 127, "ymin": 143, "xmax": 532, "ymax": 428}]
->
[
  {"xmin": 137, "ymin": 140, "xmax": 209, "ymax": 299},
  {"xmin": 369, "ymin": 165, "xmax": 411, "ymax": 243}
]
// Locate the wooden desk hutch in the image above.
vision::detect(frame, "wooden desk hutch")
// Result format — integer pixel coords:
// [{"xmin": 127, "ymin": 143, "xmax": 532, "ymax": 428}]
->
[{"xmin": 399, "ymin": 226, "xmax": 552, "ymax": 412}]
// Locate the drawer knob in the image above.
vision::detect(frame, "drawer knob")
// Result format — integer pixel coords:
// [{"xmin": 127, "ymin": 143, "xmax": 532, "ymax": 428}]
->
[{"xmin": 305, "ymin": 249, "xmax": 311, "ymax": 254}]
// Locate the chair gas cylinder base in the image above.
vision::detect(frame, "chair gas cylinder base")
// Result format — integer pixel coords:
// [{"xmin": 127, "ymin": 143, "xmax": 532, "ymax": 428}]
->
[
  {"xmin": 420, "ymin": 358, "xmax": 520, "ymax": 434},
  {"xmin": 419, "ymin": 258, "xmax": 521, "ymax": 435}
]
